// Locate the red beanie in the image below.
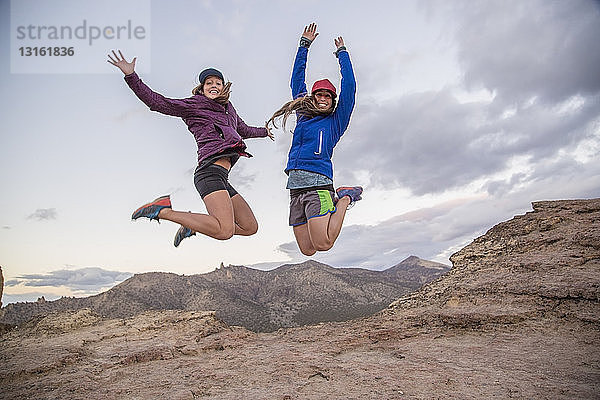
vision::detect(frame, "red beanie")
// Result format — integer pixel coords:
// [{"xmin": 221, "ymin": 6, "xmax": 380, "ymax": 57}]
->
[{"xmin": 311, "ymin": 79, "xmax": 337, "ymax": 98}]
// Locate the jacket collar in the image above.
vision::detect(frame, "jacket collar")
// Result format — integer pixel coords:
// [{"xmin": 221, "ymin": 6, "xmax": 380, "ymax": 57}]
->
[{"xmin": 195, "ymin": 94, "xmax": 229, "ymax": 112}]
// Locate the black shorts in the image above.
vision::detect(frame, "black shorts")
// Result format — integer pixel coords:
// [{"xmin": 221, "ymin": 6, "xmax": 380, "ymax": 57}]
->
[{"xmin": 194, "ymin": 164, "xmax": 239, "ymax": 199}]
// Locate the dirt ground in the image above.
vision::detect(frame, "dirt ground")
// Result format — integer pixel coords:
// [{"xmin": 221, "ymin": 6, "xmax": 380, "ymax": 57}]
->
[{"xmin": 0, "ymin": 307, "xmax": 598, "ymax": 400}]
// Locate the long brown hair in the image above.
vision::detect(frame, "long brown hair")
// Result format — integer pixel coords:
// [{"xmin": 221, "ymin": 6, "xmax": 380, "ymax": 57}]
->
[
  {"xmin": 267, "ymin": 94, "xmax": 336, "ymax": 129},
  {"xmin": 191, "ymin": 81, "xmax": 232, "ymax": 105}
]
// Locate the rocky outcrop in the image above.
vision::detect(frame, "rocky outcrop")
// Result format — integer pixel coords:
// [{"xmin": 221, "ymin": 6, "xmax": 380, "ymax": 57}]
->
[
  {"xmin": 0, "ymin": 267, "xmax": 10, "ymax": 335},
  {"xmin": 389, "ymin": 199, "xmax": 600, "ymax": 331},
  {"xmin": 0, "ymin": 266, "xmax": 3, "ymax": 319},
  {"xmin": 0, "ymin": 199, "xmax": 598, "ymax": 399}
]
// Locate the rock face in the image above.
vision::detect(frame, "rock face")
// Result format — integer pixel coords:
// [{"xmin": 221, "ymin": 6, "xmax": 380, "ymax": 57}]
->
[
  {"xmin": 0, "ymin": 266, "xmax": 3, "ymax": 318},
  {"xmin": 0, "ymin": 267, "xmax": 9, "ymax": 334},
  {"xmin": 389, "ymin": 199, "xmax": 600, "ymax": 326},
  {"xmin": 0, "ymin": 257, "xmax": 449, "ymax": 332},
  {"xmin": 0, "ymin": 199, "xmax": 598, "ymax": 399}
]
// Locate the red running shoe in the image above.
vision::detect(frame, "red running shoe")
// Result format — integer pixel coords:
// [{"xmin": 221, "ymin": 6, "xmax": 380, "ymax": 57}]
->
[{"xmin": 131, "ymin": 195, "xmax": 171, "ymax": 222}]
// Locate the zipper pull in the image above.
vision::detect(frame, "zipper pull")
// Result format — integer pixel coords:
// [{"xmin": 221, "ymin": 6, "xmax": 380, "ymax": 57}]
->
[{"xmin": 314, "ymin": 130, "xmax": 323, "ymax": 155}]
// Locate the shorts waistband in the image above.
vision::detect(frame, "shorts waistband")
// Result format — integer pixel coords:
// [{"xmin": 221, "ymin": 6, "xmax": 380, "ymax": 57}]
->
[
  {"xmin": 290, "ymin": 184, "xmax": 334, "ymax": 196},
  {"xmin": 194, "ymin": 162, "xmax": 230, "ymax": 178}
]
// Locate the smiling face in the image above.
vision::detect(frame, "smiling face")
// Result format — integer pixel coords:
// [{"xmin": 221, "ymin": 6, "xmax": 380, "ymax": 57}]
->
[
  {"xmin": 202, "ymin": 76, "xmax": 224, "ymax": 99},
  {"xmin": 313, "ymin": 90, "xmax": 333, "ymax": 110}
]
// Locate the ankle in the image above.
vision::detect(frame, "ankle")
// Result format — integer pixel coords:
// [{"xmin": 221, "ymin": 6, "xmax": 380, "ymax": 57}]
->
[
  {"xmin": 158, "ymin": 208, "xmax": 171, "ymax": 218},
  {"xmin": 338, "ymin": 196, "xmax": 351, "ymax": 206}
]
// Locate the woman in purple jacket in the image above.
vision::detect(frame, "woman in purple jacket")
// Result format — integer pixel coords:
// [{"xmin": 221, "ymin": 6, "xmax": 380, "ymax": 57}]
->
[{"xmin": 108, "ymin": 50, "xmax": 273, "ymax": 247}]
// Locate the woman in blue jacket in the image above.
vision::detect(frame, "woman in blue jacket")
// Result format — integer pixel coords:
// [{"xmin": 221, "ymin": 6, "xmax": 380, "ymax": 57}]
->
[{"xmin": 268, "ymin": 23, "xmax": 363, "ymax": 256}]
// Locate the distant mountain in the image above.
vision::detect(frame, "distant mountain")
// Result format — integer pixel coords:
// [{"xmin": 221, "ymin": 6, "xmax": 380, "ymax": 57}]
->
[
  {"xmin": 0, "ymin": 257, "xmax": 449, "ymax": 332},
  {"xmin": 384, "ymin": 255, "xmax": 450, "ymax": 285}
]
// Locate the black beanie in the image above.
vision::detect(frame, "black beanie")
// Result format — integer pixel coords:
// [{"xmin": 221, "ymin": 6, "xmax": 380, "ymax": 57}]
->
[{"xmin": 198, "ymin": 68, "xmax": 224, "ymax": 85}]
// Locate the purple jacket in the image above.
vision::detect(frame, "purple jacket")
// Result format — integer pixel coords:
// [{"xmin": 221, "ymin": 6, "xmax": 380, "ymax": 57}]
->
[{"xmin": 124, "ymin": 72, "xmax": 268, "ymax": 165}]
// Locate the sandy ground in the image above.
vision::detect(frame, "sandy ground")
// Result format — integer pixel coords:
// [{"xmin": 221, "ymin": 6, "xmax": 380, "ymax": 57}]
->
[{"xmin": 0, "ymin": 307, "xmax": 598, "ymax": 400}]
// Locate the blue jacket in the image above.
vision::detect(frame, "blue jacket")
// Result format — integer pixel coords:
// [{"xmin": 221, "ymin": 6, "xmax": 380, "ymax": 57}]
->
[{"xmin": 285, "ymin": 46, "xmax": 356, "ymax": 180}]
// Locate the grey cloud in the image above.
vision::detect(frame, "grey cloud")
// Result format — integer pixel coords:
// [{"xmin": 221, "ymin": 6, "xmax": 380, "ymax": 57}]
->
[
  {"xmin": 331, "ymin": 1, "xmax": 600, "ymax": 196},
  {"xmin": 485, "ymin": 173, "xmax": 528, "ymax": 197},
  {"xmin": 453, "ymin": 0, "xmax": 600, "ymax": 104},
  {"xmin": 335, "ymin": 91, "xmax": 501, "ymax": 194},
  {"xmin": 336, "ymin": 90, "xmax": 597, "ymax": 194},
  {"xmin": 166, "ymin": 186, "xmax": 186, "ymax": 196},
  {"xmin": 276, "ymin": 241, "xmax": 299, "ymax": 255},
  {"xmin": 229, "ymin": 163, "xmax": 257, "ymax": 191},
  {"xmin": 335, "ymin": 71, "xmax": 598, "ymax": 196},
  {"xmin": 114, "ymin": 108, "xmax": 146, "ymax": 123},
  {"xmin": 27, "ymin": 208, "xmax": 57, "ymax": 221},
  {"xmin": 512, "ymin": 156, "xmax": 600, "ymax": 200},
  {"xmin": 7, "ymin": 267, "xmax": 132, "ymax": 293}
]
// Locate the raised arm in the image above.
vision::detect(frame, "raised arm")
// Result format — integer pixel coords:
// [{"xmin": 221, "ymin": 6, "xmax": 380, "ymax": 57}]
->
[
  {"xmin": 291, "ymin": 23, "xmax": 319, "ymax": 99},
  {"xmin": 108, "ymin": 50, "xmax": 196, "ymax": 118},
  {"xmin": 332, "ymin": 36, "xmax": 357, "ymax": 142},
  {"xmin": 236, "ymin": 114, "xmax": 270, "ymax": 139},
  {"xmin": 231, "ymin": 104, "xmax": 272, "ymax": 140}
]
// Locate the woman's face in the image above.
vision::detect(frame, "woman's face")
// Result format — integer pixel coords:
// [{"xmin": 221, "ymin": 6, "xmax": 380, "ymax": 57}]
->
[
  {"xmin": 313, "ymin": 90, "xmax": 333, "ymax": 110},
  {"xmin": 202, "ymin": 76, "xmax": 224, "ymax": 99}
]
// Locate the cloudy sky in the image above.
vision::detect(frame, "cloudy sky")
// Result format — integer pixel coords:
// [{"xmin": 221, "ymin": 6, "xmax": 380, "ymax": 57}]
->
[{"xmin": 1, "ymin": 0, "xmax": 599, "ymax": 304}]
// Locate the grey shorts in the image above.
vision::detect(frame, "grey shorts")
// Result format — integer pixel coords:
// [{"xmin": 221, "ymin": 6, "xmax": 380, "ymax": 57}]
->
[{"xmin": 289, "ymin": 186, "xmax": 336, "ymax": 226}]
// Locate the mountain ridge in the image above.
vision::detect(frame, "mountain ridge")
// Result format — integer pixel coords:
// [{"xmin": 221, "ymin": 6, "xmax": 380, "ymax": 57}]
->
[{"xmin": 1, "ymin": 256, "xmax": 450, "ymax": 332}]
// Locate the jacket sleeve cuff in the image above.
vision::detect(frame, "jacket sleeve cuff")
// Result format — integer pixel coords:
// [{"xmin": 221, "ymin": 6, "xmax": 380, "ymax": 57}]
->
[
  {"xmin": 299, "ymin": 37, "xmax": 312, "ymax": 48},
  {"xmin": 124, "ymin": 71, "xmax": 139, "ymax": 82},
  {"xmin": 334, "ymin": 46, "xmax": 347, "ymax": 58}
]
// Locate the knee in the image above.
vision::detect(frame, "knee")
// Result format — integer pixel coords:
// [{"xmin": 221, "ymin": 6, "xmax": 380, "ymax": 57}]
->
[
  {"xmin": 312, "ymin": 240, "xmax": 333, "ymax": 252},
  {"xmin": 215, "ymin": 226, "xmax": 235, "ymax": 240},
  {"xmin": 296, "ymin": 237, "xmax": 316, "ymax": 256},
  {"xmin": 246, "ymin": 221, "xmax": 258, "ymax": 236},
  {"xmin": 300, "ymin": 247, "xmax": 317, "ymax": 256},
  {"xmin": 215, "ymin": 232, "xmax": 234, "ymax": 241},
  {"xmin": 237, "ymin": 221, "xmax": 258, "ymax": 236}
]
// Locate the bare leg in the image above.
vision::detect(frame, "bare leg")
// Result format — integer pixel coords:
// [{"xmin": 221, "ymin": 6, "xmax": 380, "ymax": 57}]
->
[
  {"xmin": 157, "ymin": 190, "xmax": 235, "ymax": 240},
  {"xmin": 306, "ymin": 196, "xmax": 351, "ymax": 251},
  {"xmin": 293, "ymin": 224, "xmax": 317, "ymax": 256},
  {"xmin": 230, "ymin": 194, "xmax": 258, "ymax": 236}
]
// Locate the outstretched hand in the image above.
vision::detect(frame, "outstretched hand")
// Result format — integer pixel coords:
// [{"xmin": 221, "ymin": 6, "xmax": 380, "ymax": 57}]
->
[
  {"xmin": 265, "ymin": 124, "xmax": 275, "ymax": 141},
  {"xmin": 302, "ymin": 23, "xmax": 319, "ymax": 42},
  {"xmin": 334, "ymin": 36, "xmax": 345, "ymax": 49},
  {"xmin": 107, "ymin": 50, "xmax": 136, "ymax": 75}
]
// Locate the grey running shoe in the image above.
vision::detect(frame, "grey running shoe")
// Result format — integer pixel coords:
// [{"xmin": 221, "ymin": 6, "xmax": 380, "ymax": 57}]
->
[
  {"xmin": 335, "ymin": 186, "xmax": 363, "ymax": 205},
  {"xmin": 174, "ymin": 225, "xmax": 195, "ymax": 247}
]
